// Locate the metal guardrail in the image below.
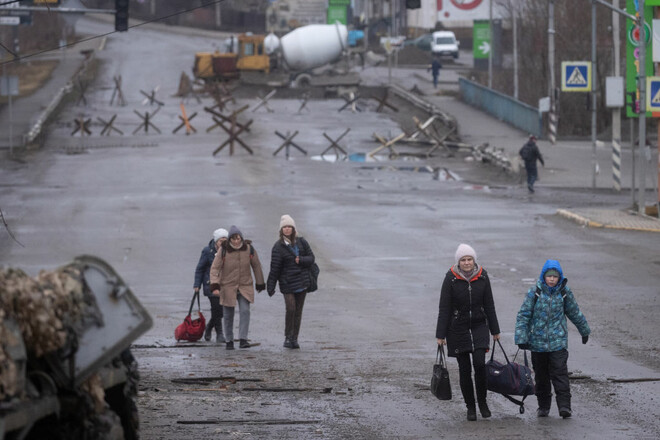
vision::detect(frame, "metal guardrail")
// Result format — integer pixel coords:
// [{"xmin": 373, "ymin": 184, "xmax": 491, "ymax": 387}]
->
[
  {"xmin": 23, "ymin": 49, "xmax": 97, "ymax": 146},
  {"xmin": 388, "ymin": 83, "xmax": 516, "ymax": 174},
  {"xmin": 458, "ymin": 77, "xmax": 542, "ymax": 138}
]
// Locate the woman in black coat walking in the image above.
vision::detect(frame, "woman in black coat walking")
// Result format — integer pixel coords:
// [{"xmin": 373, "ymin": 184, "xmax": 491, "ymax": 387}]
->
[
  {"xmin": 266, "ymin": 215, "xmax": 315, "ymax": 349},
  {"xmin": 436, "ymin": 244, "xmax": 501, "ymax": 421},
  {"xmin": 194, "ymin": 228, "xmax": 228, "ymax": 342}
]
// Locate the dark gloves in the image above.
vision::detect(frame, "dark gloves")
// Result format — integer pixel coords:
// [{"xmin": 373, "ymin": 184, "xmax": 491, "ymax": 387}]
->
[
  {"xmin": 582, "ymin": 335, "xmax": 589, "ymax": 345},
  {"xmin": 255, "ymin": 284, "xmax": 265, "ymax": 292},
  {"xmin": 209, "ymin": 283, "xmax": 220, "ymax": 293},
  {"xmin": 518, "ymin": 343, "xmax": 531, "ymax": 350},
  {"xmin": 267, "ymin": 290, "xmax": 275, "ymax": 297}
]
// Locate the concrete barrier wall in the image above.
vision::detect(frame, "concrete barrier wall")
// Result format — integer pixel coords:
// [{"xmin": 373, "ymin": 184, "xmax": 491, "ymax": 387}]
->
[{"xmin": 459, "ymin": 78, "xmax": 542, "ymax": 138}]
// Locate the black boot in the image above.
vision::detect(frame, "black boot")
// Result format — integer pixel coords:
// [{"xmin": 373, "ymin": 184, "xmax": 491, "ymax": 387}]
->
[
  {"xmin": 537, "ymin": 408, "xmax": 550, "ymax": 417},
  {"xmin": 478, "ymin": 401, "xmax": 491, "ymax": 418},
  {"xmin": 291, "ymin": 338, "xmax": 300, "ymax": 349},
  {"xmin": 466, "ymin": 406, "xmax": 477, "ymax": 421},
  {"xmin": 239, "ymin": 339, "xmax": 250, "ymax": 348},
  {"xmin": 226, "ymin": 341, "xmax": 234, "ymax": 350},
  {"xmin": 283, "ymin": 337, "xmax": 294, "ymax": 348},
  {"xmin": 559, "ymin": 407, "xmax": 572, "ymax": 418},
  {"xmin": 204, "ymin": 324, "xmax": 213, "ymax": 341}
]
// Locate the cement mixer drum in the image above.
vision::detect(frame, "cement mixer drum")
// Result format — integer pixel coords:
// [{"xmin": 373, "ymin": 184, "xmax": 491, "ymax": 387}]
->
[{"xmin": 280, "ymin": 23, "xmax": 348, "ymax": 71}]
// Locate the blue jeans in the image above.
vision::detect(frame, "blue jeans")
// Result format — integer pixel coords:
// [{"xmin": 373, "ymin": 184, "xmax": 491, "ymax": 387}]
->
[{"xmin": 223, "ymin": 292, "xmax": 250, "ymax": 341}]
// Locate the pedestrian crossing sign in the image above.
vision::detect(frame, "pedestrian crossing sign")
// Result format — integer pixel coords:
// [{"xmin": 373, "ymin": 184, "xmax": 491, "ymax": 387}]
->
[
  {"xmin": 645, "ymin": 76, "xmax": 660, "ymax": 113},
  {"xmin": 561, "ymin": 62, "xmax": 591, "ymax": 92}
]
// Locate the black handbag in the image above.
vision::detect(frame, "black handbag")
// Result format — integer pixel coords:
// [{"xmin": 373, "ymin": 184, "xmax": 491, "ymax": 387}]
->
[
  {"xmin": 431, "ymin": 345, "xmax": 452, "ymax": 400},
  {"xmin": 486, "ymin": 339, "xmax": 535, "ymax": 413}
]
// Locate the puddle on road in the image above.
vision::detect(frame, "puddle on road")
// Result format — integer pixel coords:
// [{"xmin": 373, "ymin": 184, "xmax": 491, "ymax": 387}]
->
[{"xmin": 310, "ymin": 153, "xmax": 462, "ymax": 181}]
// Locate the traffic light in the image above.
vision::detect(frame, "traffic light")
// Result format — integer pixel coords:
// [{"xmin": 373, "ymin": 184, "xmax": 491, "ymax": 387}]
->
[
  {"xmin": 115, "ymin": 0, "xmax": 129, "ymax": 32},
  {"xmin": 406, "ymin": 0, "xmax": 421, "ymax": 9}
]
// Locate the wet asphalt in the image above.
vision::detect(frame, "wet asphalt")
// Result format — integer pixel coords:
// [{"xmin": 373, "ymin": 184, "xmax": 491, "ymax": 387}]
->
[{"xmin": 0, "ymin": 16, "xmax": 658, "ymax": 440}]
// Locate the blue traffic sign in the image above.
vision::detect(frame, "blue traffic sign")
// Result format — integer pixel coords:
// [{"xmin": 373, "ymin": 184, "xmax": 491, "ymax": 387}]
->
[
  {"xmin": 645, "ymin": 76, "xmax": 660, "ymax": 112},
  {"xmin": 561, "ymin": 62, "xmax": 591, "ymax": 92}
]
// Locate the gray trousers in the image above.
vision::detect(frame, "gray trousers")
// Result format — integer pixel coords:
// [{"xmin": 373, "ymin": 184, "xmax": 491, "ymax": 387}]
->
[{"xmin": 223, "ymin": 291, "xmax": 250, "ymax": 342}]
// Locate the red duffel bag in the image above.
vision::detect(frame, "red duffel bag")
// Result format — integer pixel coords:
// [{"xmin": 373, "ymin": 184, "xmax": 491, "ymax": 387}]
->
[{"xmin": 175, "ymin": 290, "xmax": 206, "ymax": 342}]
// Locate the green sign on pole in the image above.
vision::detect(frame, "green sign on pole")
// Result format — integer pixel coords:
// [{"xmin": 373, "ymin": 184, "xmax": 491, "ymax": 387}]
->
[
  {"xmin": 473, "ymin": 20, "xmax": 491, "ymax": 60},
  {"xmin": 626, "ymin": 0, "xmax": 654, "ymax": 118},
  {"xmin": 327, "ymin": 5, "xmax": 347, "ymax": 25}
]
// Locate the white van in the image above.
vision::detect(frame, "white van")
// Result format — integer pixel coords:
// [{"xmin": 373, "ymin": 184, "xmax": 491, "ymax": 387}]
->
[{"xmin": 431, "ymin": 31, "xmax": 460, "ymax": 59}]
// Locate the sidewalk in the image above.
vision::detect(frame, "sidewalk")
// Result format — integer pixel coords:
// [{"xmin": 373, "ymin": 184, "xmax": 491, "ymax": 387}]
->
[{"xmin": 360, "ymin": 65, "xmax": 660, "ymax": 233}]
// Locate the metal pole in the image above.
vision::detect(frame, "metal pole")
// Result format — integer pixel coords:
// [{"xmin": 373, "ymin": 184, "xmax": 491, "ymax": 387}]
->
[
  {"xmin": 612, "ymin": 0, "xmax": 622, "ymax": 191},
  {"xmin": 488, "ymin": 0, "xmax": 493, "ymax": 88},
  {"xmin": 548, "ymin": 0, "xmax": 557, "ymax": 144},
  {"xmin": 513, "ymin": 10, "xmax": 518, "ymax": 100},
  {"xmin": 639, "ymin": 0, "xmax": 647, "ymax": 214},
  {"xmin": 592, "ymin": 1, "xmax": 598, "ymax": 189},
  {"xmin": 215, "ymin": 2, "xmax": 221, "ymax": 28},
  {"xmin": 631, "ymin": 117, "xmax": 637, "ymax": 208}
]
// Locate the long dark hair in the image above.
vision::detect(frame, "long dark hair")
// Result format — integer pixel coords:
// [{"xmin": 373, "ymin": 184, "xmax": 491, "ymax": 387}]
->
[{"xmin": 279, "ymin": 227, "xmax": 296, "ymax": 244}]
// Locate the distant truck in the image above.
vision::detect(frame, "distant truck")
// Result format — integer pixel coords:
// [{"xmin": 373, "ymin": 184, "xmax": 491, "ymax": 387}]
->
[
  {"xmin": 193, "ymin": 23, "xmax": 358, "ymax": 87},
  {"xmin": 0, "ymin": 256, "xmax": 152, "ymax": 440},
  {"xmin": 431, "ymin": 30, "xmax": 460, "ymax": 59}
]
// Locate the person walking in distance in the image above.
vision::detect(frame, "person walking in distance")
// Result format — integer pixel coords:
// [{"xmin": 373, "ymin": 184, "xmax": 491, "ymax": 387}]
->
[
  {"xmin": 194, "ymin": 228, "xmax": 228, "ymax": 343},
  {"xmin": 515, "ymin": 259, "xmax": 590, "ymax": 419},
  {"xmin": 266, "ymin": 215, "xmax": 316, "ymax": 349},
  {"xmin": 428, "ymin": 56, "xmax": 442, "ymax": 89},
  {"xmin": 210, "ymin": 225, "xmax": 265, "ymax": 350},
  {"xmin": 436, "ymin": 244, "xmax": 501, "ymax": 421},
  {"xmin": 519, "ymin": 135, "xmax": 545, "ymax": 193}
]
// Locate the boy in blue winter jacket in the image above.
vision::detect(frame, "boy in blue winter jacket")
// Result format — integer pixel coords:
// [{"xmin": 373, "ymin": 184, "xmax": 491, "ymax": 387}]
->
[{"xmin": 514, "ymin": 260, "xmax": 590, "ymax": 419}]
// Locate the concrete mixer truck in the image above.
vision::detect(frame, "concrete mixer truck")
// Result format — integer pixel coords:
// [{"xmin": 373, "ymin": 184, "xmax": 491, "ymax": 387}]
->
[{"xmin": 193, "ymin": 22, "xmax": 359, "ymax": 87}]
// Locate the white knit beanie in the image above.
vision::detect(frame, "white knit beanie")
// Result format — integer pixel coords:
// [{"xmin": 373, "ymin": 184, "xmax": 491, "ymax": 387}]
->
[
  {"xmin": 455, "ymin": 243, "xmax": 477, "ymax": 265},
  {"xmin": 213, "ymin": 228, "xmax": 228, "ymax": 242},
  {"xmin": 279, "ymin": 214, "xmax": 296, "ymax": 230}
]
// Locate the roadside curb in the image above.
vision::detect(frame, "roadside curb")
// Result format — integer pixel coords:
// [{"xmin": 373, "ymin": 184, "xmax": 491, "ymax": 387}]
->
[{"xmin": 556, "ymin": 208, "xmax": 660, "ymax": 232}]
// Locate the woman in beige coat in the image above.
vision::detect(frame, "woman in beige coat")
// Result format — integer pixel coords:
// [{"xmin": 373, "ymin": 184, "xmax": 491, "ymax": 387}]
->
[{"xmin": 210, "ymin": 225, "xmax": 265, "ymax": 349}]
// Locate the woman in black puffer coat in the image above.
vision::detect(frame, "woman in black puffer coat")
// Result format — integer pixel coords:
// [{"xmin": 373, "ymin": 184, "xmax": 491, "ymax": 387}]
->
[
  {"xmin": 436, "ymin": 244, "xmax": 501, "ymax": 421},
  {"xmin": 267, "ymin": 215, "xmax": 315, "ymax": 349}
]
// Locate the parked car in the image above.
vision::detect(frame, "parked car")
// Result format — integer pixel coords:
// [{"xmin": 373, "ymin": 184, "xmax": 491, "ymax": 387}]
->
[
  {"xmin": 404, "ymin": 33, "xmax": 433, "ymax": 51},
  {"xmin": 431, "ymin": 30, "xmax": 460, "ymax": 59}
]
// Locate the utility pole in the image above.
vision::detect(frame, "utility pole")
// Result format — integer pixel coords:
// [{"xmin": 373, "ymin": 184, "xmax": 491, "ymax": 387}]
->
[
  {"xmin": 612, "ymin": 0, "xmax": 622, "ymax": 192},
  {"xmin": 548, "ymin": 0, "xmax": 556, "ymax": 144},
  {"xmin": 488, "ymin": 0, "xmax": 493, "ymax": 88},
  {"xmin": 513, "ymin": 10, "xmax": 518, "ymax": 100},
  {"xmin": 592, "ymin": 1, "xmax": 598, "ymax": 189},
  {"xmin": 639, "ymin": 0, "xmax": 647, "ymax": 214}
]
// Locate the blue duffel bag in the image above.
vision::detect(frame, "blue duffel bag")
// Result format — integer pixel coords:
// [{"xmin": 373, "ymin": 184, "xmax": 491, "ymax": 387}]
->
[{"xmin": 486, "ymin": 339, "xmax": 535, "ymax": 414}]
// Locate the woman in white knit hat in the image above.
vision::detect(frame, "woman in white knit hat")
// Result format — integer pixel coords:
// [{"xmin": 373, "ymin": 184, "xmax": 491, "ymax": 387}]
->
[
  {"xmin": 266, "ymin": 214, "xmax": 316, "ymax": 349},
  {"xmin": 193, "ymin": 228, "xmax": 228, "ymax": 343},
  {"xmin": 435, "ymin": 243, "xmax": 501, "ymax": 421}
]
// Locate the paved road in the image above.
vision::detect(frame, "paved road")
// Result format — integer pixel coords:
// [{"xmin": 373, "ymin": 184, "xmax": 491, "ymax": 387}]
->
[{"xmin": 1, "ymin": 16, "xmax": 659, "ymax": 440}]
